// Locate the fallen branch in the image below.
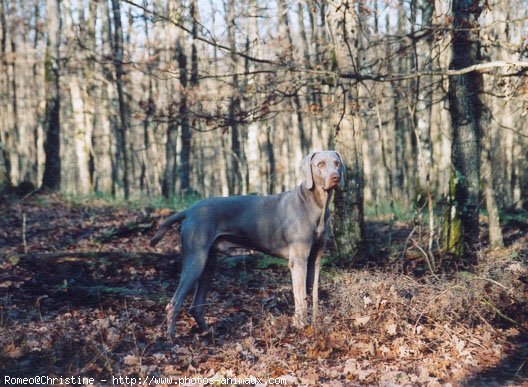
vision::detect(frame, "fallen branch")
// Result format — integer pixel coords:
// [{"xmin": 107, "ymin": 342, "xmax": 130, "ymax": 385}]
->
[
  {"xmin": 7, "ymin": 251, "xmax": 174, "ymax": 266},
  {"xmin": 57, "ymin": 284, "xmax": 146, "ymax": 297},
  {"xmin": 96, "ymin": 217, "xmax": 157, "ymax": 243}
]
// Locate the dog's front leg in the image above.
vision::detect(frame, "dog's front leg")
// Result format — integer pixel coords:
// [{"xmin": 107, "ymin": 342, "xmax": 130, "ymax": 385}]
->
[
  {"xmin": 288, "ymin": 244, "xmax": 310, "ymax": 328},
  {"xmin": 311, "ymin": 249, "xmax": 323, "ymax": 324},
  {"xmin": 306, "ymin": 243, "xmax": 325, "ymax": 326}
]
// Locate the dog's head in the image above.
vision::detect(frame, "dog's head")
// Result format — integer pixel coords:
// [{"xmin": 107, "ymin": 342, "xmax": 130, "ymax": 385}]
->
[{"xmin": 301, "ymin": 151, "xmax": 345, "ymax": 191}]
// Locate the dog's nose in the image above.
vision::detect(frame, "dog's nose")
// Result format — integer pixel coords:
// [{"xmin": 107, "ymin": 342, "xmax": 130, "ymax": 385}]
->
[{"xmin": 330, "ymin": 173, "xmax": 340, "ymax": 184}]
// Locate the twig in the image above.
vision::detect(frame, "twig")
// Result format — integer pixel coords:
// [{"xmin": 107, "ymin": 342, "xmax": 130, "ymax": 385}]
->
[
  {"xmin": 423, "ymin": 283, "xmax": 526, "ymax": 331},
  {"xmin": 401, "ymin": 226, "xmax": 417, "ymax": 262},
  {"xmin": 20, "ymin": 187, "xmax": 40, "ymax": 201},
  {"xmin": 471, "ymin": 276, "xmax": 512, "ymax": 291},
  {"xmin": 515, "ymin": 360, "xmax": 527, "ymax": 378},
  {"xmin": 411, "ymin": 238, "xmax": 439, "ymax": 280},
  {"xmin": 480, "ymin": 297, "xmax": 523, "ymax": 328},
  {"xmin": 124, "ymin": 299, "xmax": 144, "ymax": 372},
  {"xmin": 429, "ymin": 315, "xmax": 489, "ymax": 350},
  {"xmin": 22, "ymin": 213, "xmax": 28, "ymax": 254},
  {"xmin": 413, "ymin": 285, "xmax": 461, "ymax": 332}
]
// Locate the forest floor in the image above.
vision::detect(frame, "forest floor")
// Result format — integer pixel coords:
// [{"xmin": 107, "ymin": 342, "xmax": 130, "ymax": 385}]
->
[{"xmin": 0, "ymin": 192, "xmax": 527, "ymax": 386}]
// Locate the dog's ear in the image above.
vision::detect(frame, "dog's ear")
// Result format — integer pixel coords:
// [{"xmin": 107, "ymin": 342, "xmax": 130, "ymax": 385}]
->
[
  {"xmin": 301, "ymin": 152, "xmax": 316, "ymax": 189},
  {"xmin": 334, "ymin": 151, "xmax": 346, "ymax": 187}
]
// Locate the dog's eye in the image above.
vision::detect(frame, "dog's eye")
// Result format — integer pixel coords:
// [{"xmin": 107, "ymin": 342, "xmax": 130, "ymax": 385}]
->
[
  {"xmin": 334, "ymin": 161, "xmax": 340, "ymax": 167},
  {"xmin": 317, "ymin": 161, "xmax": 325, "ymax": 168}
]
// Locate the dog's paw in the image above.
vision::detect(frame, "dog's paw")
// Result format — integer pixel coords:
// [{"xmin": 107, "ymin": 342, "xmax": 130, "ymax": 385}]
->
[{"xmin": 150, "ymin": 235, "xmax": 161, "ymax": 247}]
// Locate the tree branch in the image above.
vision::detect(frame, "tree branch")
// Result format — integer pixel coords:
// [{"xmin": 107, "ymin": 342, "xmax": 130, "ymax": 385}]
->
[
  {"xmin": 335, "ymin": 60, "xmax": 528, "ymax": 82},
  {"xmin": 117, "ymin": 0, "xmax": 281, "ymax": 66}
]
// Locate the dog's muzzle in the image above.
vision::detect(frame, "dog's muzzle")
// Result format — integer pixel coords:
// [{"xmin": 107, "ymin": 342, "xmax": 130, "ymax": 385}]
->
[{"xmin": 323, "ymin": 173, "xmax": 341, "ymax": 190}]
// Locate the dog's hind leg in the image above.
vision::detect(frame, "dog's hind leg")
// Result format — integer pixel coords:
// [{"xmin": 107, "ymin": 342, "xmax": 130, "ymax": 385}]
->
[
  {"xmin": 166, "ymin": 227, "xmax": 213, "ymax": 337},
  {"xmin": 189, "ymin": 253, "xmax": 217, "ymax": 331}
]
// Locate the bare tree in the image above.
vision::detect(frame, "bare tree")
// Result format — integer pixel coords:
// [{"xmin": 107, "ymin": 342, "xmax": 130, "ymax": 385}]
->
[
  {"xmin": 42, "ymin": 0, "xmax": 62, "ymax": 191},
  {"xmin": 111, "ymin": 0, "xmax": 130, "ymax": 199},
  {"xmin": 226, "ymin": 0, "xmax": 244, "ymax": 195},
  {"xmin": 332, "ymin": 2, "xmax": 365, "ymax": 263},
  {"xmin": 64, "ymin": 0, "xmax": 92, "ymax": 194},
  {"xmin": 178, "ymin": 0, "xmax": 199, "ymax": 195},
  {"xmin": 0, "ymin": 0, "xmax": 11, "ymax": 186},
  {"xmin": 414, "ymin": 0, "xmax": 434, "ymax": 193},
  {"xmin": 444, "ymin": 0, "xmax": 483, "ymax": 262},
  {"xmin": 482, "ymin": 116, "xmax": 504, "ymax": 248}
]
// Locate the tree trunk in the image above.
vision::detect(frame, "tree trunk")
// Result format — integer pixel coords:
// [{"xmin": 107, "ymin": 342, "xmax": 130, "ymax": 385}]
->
[
  {"xmin": 279, "ymin": 0, "xmax": 308, "ymax": 155},
  {"xmin": 160, "ymin": 2, "xmax": 177, "ymax": 199},
  {"xmin": 392, "ymin": 0, "xmax": 408, "ymax": 202},
  {"xmin": 521, "ymin": 146, "xmax": 528, "ymax": 210},
  {"xmin": 65, "ymin": 0, "xmax": 92, "ymax": 194},
  {"xmin": 332, "ymin": 3, "xmax": 365, "ymax": 264},
  {"xmin": 414, "ymin": 0, "xmax": 434, "ymax": 192},
  {"xmin": 111, "ymin": 0, "xmax": 130, "ymax": 199},
  {"xmin": 265, "ymin": 125, "xmax": 276, "ymax": 195},
  {"xmin": 177, "ymin": 0, "xmax": 199, "ymax": 195},
  {"xmin": 297, "ymin": 2, "xmax": 311, "ymax": 68},
  {"xmin": 31, "ymin": 0, "xmax": 42, "ymax": 183},
  {"xmin": 414, "ymin": 0, "xmax": 435, "ymax": 252},
  {"xmin": 226, "ymin": 0, "xmax": 243, "ymax": 195},
  {"xmin": 85, "ymin": 1, "xmax": 97, "ymax": 191},
  {"xmin": 479, "ymin": 5, "xmax": 505, "ymax": 248},
  {"xmin": 42, "ymin": 0, "xmax": 61, "ymax": 191},
  {"xmin": 443, "ymin": 169, "xmax": 464, "ymax": 256},
  {"xmin": 0, "ymin": 0, "xmax": 12, "ymax": 186},
  {"xmin": 482, "ymin": 120, "xmax": 504, "ymax": 248},
  {"xmin": 70, "ymin": 77, "xmax": 92, "ymax": 194},
  {"xmin": 162, "ymin": 108, "xmax": 178, "ymax": 199},
  {"xmin": 444, "ymin": 0, "xmax": 483, "ymax": 263},
  {"xmin": 177, "ymin": 39, "xmax": 191, "ymax": 194},
  {"xmin": 297, "ymin": 1, "xmax": 318, "ymax": 145},
  {"xmin": 8, "ymin": 12, "xmax": 19, "ymax": 183},
  {"xmin": 140, "ymin": 4, "xmax": 155, "ymax": 197},
  {"xmin": 90, "ymin": 0, "xmax": 114, "ymax": 195},
  {"xmin": 190, "ymin": 0, "xmax": 199, "ymax": 86},
  {"xmin": 333, "ymin": 89, "xmax": 365, "ymax": 264}
]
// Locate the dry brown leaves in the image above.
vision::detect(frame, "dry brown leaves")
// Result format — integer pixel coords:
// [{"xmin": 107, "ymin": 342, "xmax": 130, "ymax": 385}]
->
[{"xmin": 0, "ymin": 194, "xmax": 526, "ymax": 385}]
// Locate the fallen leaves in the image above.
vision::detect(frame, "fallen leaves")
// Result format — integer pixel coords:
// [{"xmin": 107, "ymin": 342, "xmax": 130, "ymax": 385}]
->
[
  {"xmin": 0, "ymin": 195, "xmax": 526, "ymax": 385},
  {"xmin": 354, "ymin": 315, "xmax": 371, "ymax": 326}
]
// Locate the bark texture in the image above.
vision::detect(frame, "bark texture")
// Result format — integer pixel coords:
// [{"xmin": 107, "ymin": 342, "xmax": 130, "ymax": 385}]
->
[{"xmin": 445, "ymin": 0, "xmax": 483, "ymax": 262}]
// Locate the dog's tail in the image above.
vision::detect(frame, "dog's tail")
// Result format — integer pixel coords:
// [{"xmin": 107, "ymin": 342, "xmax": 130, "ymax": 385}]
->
[{"xmin": 150, "ymin": 210, "xmax": 187, "ymax": 247}]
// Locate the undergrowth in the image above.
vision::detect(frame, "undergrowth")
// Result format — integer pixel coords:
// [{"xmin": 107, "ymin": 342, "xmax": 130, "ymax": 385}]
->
[{"xmin": 62, "ymin": 191, "xmax": 202, "ymax": 211}]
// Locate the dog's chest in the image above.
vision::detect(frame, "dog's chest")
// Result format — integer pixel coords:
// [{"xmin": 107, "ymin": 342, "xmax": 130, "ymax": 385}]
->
[{"xmin": 313, "ymin": 210, "xmax": 330, "ymax": 241}]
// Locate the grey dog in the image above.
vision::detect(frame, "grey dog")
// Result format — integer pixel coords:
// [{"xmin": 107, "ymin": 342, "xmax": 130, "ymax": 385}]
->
[{"xmin": 150, "ymin": 151, "xmax": 344, "ymax": 337}]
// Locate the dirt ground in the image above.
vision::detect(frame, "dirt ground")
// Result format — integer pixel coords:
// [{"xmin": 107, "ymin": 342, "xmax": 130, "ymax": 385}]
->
[{"xmin": 1, "ymin": 193, "xmax": 527, "ymax": 386}]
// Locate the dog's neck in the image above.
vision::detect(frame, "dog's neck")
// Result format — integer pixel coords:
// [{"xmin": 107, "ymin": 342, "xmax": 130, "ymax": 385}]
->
[
  {"xmin": 313, "ymin": 185, "xmax": 332, "ymax": 210},
  {"xmin": 313, "ymin": 185, "xmax": 333, "ymax": 237},
  {"xmin": 299, "ymin": 181, "xmax": 333, "ymax": 209}
]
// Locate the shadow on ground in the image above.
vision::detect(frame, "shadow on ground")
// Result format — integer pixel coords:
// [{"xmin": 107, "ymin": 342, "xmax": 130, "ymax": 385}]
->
[{"xmin": 461, "ymin": 332, "xmax": 528, "ymax": 386}]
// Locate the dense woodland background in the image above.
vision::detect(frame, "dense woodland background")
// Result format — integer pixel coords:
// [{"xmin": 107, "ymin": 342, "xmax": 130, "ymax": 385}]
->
[{"xmin": 1, "ymin": 0, "xmax": 528, "ymax": 259}]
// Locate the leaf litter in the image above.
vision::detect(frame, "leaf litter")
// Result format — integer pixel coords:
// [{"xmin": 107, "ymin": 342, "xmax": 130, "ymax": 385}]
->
[{"xmin": 0, "ymin": 194, "xmax": 527, "ymax": 385}]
